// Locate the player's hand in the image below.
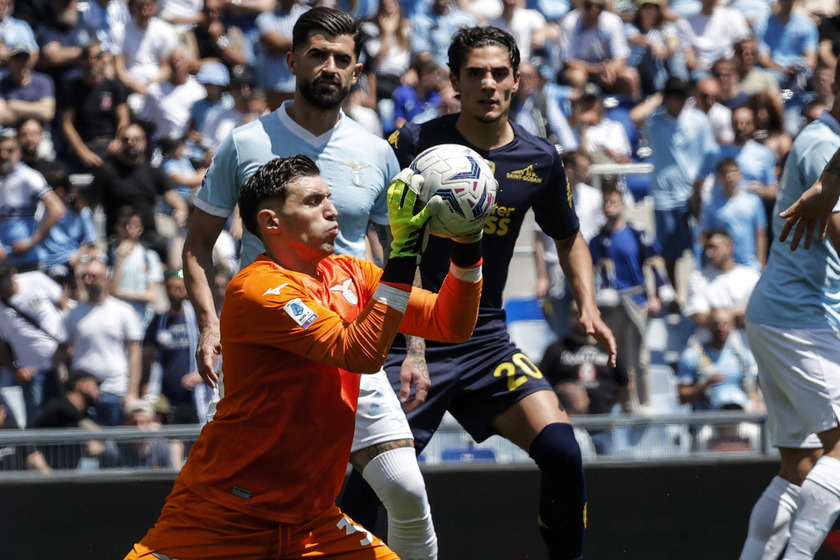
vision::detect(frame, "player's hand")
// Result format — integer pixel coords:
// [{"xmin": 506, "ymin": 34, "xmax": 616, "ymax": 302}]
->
[
  {"xmin": 580, "ymin": 306, "xmax": 617, "ymax": 367},
  {"xmin": 387, "ymin": 168, "xmax": 432, "ymax": 262},
  {"xmin": 196, "ymin": 328, "xmax": 222, "ymax": 388},
  {"xmin": 399, "ymin": 346, "xmax": 430, "ymax": 413},
  {"xmin": 779, "ymin": 178, "xmax": 839, "ymax": 250}
]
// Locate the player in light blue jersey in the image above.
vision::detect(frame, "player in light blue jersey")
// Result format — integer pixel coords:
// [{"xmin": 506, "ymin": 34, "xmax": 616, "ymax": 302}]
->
[
  {"xmin": 182, "ymin": 8, "xmax": 437, "ymax": 560},
  {"xmin": 740, "ymin": 63, "xmax": 840, "ymax": 560}
]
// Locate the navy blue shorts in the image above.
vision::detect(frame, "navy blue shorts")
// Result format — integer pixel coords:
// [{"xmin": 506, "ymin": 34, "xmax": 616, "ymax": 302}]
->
[
  {"xmin": 384, "ymin": 333, "xmax": 552, "ymax": 452},
  {"xmin": 654, "ymin": 207, "xmax": 694, "ymax": 261}
]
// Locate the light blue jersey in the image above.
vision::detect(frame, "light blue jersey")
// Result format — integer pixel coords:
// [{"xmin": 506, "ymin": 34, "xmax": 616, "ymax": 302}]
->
[
  {"xmin": 718, "ymin": 140, "xmax": 777, "ymax": 189},
  {"xmin": 746, "ymin": 111, "xmax": 840, "ymax": 331},
  {"xmin": 754, "ymin": 12, "xmax": 818, "ymax": 70},
  {"xmin": 194, "ymin": 102, "xmax": 399, "ymax": 265},
  {"xmin": 700, "ymin": 189, "xmax": 766, "ymax": 270},
  {"xmin": 255, "ymin": 3, "xmax": 309, "ymax": 93},
  {"xmin": 644, "ymin": 106, "xmax": 718, "ymax": 210}
]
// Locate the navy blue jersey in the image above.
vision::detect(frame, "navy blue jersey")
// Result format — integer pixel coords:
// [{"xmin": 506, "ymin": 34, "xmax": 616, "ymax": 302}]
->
[{"xmin": 388, "ymin": 114, "xmax": 580, "ymax": 344}]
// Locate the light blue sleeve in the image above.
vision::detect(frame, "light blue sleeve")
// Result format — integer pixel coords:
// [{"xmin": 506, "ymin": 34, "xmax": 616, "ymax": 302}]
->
[
  {"xmin": 753, "ymin": 16, "xmax": 770, "ymax": 55},
  {"xmin": 80, "ymin": 207, "xmax": 99, "ymax": 245},
  {"xmin": 752, "ymin": 194, "xmax": 767, "ymax": 230},
  {"xmin": 699, "ymin": 120, "xmax": 719, "ymax": 179},
  {"xmin": 256, "ymin": 11, "xmax": 275, "ymax": 36},
  {"xmin": 763, "ymin": 151, "xmax": 777, "ymax": 186},
  {"xmin": 803, "ymin": 18, "xmax": 819, "ymax": 52},
  {"xmin": 676, "ymin": 348, "xmax": 699, "ymax": 385},
  {"xmin": 370, "ymin": 146, "xmax": 401, "ymax": 226},
  {"xmin": 194, "ymin": 133, "xmax": 239, "ymax": 218}
]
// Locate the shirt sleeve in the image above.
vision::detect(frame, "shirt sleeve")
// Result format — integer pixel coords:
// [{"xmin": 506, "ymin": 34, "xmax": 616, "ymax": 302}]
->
[
  {"xmin": 194, "ymin": 132, "xmax": 239, "ymax": 218},
  {"xmin": 676, "ymin": 348, "xmax": 699, "ymax": 385},
  {"xmin": 533, "ymin": 149, "xmax": 580, "ymax": 241}
]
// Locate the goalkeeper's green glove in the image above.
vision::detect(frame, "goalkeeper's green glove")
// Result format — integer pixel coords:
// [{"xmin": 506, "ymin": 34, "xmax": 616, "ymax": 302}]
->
[{"xmin": 387, "ymin": 168, "xmax": 433, "ymax": 262}]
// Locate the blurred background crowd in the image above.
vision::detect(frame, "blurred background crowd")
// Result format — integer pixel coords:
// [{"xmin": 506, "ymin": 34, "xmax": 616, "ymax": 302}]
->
[{"xmin": 0, "ymin": 0, "xmax": 836, "ymax": 469}]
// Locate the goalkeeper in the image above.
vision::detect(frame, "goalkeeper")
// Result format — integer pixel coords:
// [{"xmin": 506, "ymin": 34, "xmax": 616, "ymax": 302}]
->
[{"xmin": 123, "ymin": 155, "xmax": 484, "ymax": 560}]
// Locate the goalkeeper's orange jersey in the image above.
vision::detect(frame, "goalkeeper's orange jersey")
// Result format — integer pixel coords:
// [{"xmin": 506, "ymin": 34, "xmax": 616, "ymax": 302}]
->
[{"xmin": 179, "ymin": 254, "xmax": 481, "ymax": 523}]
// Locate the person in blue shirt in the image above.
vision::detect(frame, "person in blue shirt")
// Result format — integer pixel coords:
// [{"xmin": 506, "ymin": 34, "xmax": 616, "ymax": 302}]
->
[
  {"xmin": 391, "ymin": 58, "xmax": 444, "ymax": 129},
  {"xmin": 643, "ymin": 76, "xmax": 718, "ymax": 287},
  {"xmin": 410, "ymin": 0, "xmax": 477, "ymax": 68},
  {"xmin": 700, "ymin": 158, "xmax": 767, "ymax": 271},
  {"xmin": 753, "ymin": 0, "xmax": 819, "ymax": 91},
  {"xmin": 589, "ymin": 184, "xmax": 674, "ymax": 412},
  {"xmin": 739, "ymin": 66, "xmax": 840, "ymax": 560}
]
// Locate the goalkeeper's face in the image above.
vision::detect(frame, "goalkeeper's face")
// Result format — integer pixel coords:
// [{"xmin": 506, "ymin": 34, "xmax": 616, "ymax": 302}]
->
[{"xmin": 269, "ymin": 175, "xmax": 340, "ymax": 267}]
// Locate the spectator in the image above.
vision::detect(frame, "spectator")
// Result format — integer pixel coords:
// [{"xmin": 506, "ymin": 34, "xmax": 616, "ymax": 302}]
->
[
  {"xmin": 558, "ymin": 0, "xmax": 640, "ymax": 99},
  {"xmin": 34, "ymin": 0, "xmax": 96, "ymax": 88},
  {"xmin": 411, "ymin": 0, "xmax": 477, "ymax": 68},
  {"xmin": 39, "ymin": 167, "xmax": 99, "ymax": 288},
  {"xmin": 159, "ymin": 132, "xmax": 207, "ymax": 206},
  {"xmin": 700, "ymin": 158, "xmax": 767, "ymax": 271},
  {"xmin": 392, "ymin": 59, "xmax": 444, "ymax": 129},
  {"xmin": 183, "ymin": 0, "xmax": 249, "ymax": 73},
  {"xmin": 342, "ymin": 83, "xmax": 384, "ymax": 136},
  {"xmin": 186, "ymin": 60, "xmax": 232, "ymax": 165},
  {"xmin": 734, "ymin": 36, "xmax": 780, "ymax": 98},
  {"xmin": 624, "ymin": 0, "xmax": 680, "ymax": 98},
  {"xmin": 810, "ymin": 64, "xmax": 836, "ymax": 112},
  {"xmin": 0, "ymin": 129, "xmax": 66, "ymax": 270},
  {"xmin": 198, "ymin": 67, "xmax": 253, "ymax": 154},
  {"xmin": 56, "ymin": 258, "xmax": 143, "ymax": 426},
  {"xmin": 642, "ymin": 76, "xmax": 718, "ymax": 287},
  {"xmin": 589, "ymin": 185, "xmax": 674, "ymax": 412},
  {"xmin": 570, "ymin": 83, "xmax": 632, "ymax": 164},
  {"xmin": 748, "ymin": 90, "xmax": 793, "ymax": 170},
  {"xmin": 489, "ymin": 0, "xmax": 551, "ymax": 62},
  {"xmin": 360, "ymin": 0, "xmax": 412, "ymax": 104},
  {"xmin": 818, "ymin": 10, "xmax": 840, "ymax": 70},
  {"xmin": 0, "ymin": 0, "xmax": 39, "ymax": 67},
  {"xmin": 90, "ymin": 123, "xmax": 188, "ymax": 263},
  {"xmin": 17, "ymin": 118, "xmax": 60, "ymax": 177},
  {"xmin": 78, "ymin": 0, "xmax": 130, "ymax": 56},
  {"xmin": 753, "ymin": 0, "xmax": 818, "ymax": 91},
  {"xmin": 677, "ymin": 307, "xmax": 759, "ymax": 412},
  {"xmin": 143, "ymin": 269, "xmax": 207, "ymax": 424},
  {"xmin": 158, "ymin": 0, "xmax": 203, "ymax": 31},
  {"xmin": 683, "ymin": 229, "xmax": 760, "ymax": 329},
  {"xmin": 138, "ymin": 45, "xmax": 207, "ymax": 144},
  {"xmin": 678, "ymin": 0, "xmax": 750, "ymax": 79},
  {"xmin": 114, "ymin": 0, "xmax": 178, "ymax": 102},
  {"xmin": 0, "ymin": 45, "xmax": 55, "ymax": 128},
  {"xmin": 719, "ymin": 105, "xmax": 778, "ymax": 235},
  {"xmin": 255, "ymin": 0, "xmax": 308, "ymax": 111},
  {"xmin": 108, "ymin": 206, "xmax": 164, "ymax": 329},
  {"xmin": 534, "ymin": 150, "xmax": 605, "ymax": 338},
  {"xmin": 0, "ymin": 259, "xmax": 65, "ymax": 424},
  {"xmin": 99, "ymin": 398, "xmax": 174, "ymax": 469},
  {"xmin": 60, "ymin": 39, "xmax": 130, "ymax": 170},
  {"xmin": 689, "ymin": 76, "xmax": 734, "ymax": 145},
  {"xmin": 540, "ymin": 300, "xmax": 630, "ymax": 453},
  {"xmin": 25, "ymin": 370, "xmax": 104, "ymax": 473},
  {"xmin": 711, "ymin": 57, "xmax": 751, "ymax": 109},
  {"xmin": 728, "ymin": 0, "xmax": 773, "ymax": 27},
  {"xmin": 510, "ymin": 60, "xmax": 577, "ymax": 148}
]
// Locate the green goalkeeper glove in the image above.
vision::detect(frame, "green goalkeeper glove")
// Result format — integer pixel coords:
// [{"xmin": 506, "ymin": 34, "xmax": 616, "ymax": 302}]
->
[{"xmin": 387, "ymin": 168, "xmax": 433, "ymax": 262}]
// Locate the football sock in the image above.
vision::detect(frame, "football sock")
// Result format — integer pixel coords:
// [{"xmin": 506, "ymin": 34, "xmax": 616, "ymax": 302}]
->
[
  {"xmin": 785, "ymin": 456, "xmax": 840, "ymax": 560},
  {"xmin": 363, "ymin": 447, "xmax": 438, "ymax": 560},
  {"xmin": 529, "ymin": 422, "xmax": 586, "ymax": 560},
  {"xmin": 739, "ymin": 476, "xmax": 800, "ymax": 560}
]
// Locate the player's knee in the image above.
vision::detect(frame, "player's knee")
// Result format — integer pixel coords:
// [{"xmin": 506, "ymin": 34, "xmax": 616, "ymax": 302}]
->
[
  {"xmin": 529, "ymin": 422, "xmax": 583, "ymax": 475},
  {"xmin": 363, "ymin": 448, "xmax": 430, "ymax": 517}
]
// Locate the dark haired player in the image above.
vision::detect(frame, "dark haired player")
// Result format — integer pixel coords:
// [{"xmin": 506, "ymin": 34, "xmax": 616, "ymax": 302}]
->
[{"xmin": 343, "ymin": 26, "xmax": 616, "ymax": 560}]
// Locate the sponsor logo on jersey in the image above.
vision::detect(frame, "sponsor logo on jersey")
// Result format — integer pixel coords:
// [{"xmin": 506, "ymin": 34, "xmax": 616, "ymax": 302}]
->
[
  {"xmin": 284, "ymin": 298, "xmax": 318, "ymax": 328},
  {"xmin": 341, "ymin": 161, "xmax": 370, "ymax": 186},
  {"xmin": 506, "ymin": 164, "xmax": 543, "ymax": 183},
  {"xmin": 263, "ymin": 283, "xmax": 288, "ymax": 296},
  {"xmin": 329, "ymin": 278, "xmax": 359, "ymax": 305}
]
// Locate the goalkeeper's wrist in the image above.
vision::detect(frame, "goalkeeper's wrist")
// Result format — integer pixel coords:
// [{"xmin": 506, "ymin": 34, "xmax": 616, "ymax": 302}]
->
[
  {"xmin": 381, "ymin": 256, "xmax": 418, "ymax": 288},
  {"xmin": 450, "ymin": 238, "xmax": 482, "ymax": 268}
]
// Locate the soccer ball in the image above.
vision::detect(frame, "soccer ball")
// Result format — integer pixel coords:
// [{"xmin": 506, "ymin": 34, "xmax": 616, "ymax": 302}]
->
[{"xmin": 409, "ymin": 144, "xmax": 498, "ymax": 238}]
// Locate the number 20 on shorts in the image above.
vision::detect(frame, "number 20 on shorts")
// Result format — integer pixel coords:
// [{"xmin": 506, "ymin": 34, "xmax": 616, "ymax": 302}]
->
[{"xmin": 493, "ymin": 353, "xmax": 543, "ymax": 391}]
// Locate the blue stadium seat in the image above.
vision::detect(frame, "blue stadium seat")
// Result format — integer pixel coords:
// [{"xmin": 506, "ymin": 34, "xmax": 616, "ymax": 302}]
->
[{"xmin": 440, "ymin": 448, "xmax": 497, "ymax": 463}]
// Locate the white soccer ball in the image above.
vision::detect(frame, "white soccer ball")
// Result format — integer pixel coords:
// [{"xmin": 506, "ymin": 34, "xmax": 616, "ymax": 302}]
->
[{"xmin": 409, "ymin": 144, "xmax": 498, "ymax": 238}]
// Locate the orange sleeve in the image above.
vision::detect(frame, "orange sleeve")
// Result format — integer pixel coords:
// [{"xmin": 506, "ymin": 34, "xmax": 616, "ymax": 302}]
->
[
  {"xmin": 399, "ymin": 263, "xmax": 482, "ymax": 343},
  {"xmin": 224, "ymin": 260, "xmax": 408, "ymax": 374}
]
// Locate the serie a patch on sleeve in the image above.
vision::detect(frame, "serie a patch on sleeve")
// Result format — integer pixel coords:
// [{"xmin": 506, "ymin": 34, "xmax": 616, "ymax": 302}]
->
[{"xmin": 284, "ymin": 298, "xmax": 318, "ymax": 328}]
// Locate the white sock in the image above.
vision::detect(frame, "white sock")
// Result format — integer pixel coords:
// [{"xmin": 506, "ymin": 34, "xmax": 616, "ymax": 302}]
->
[
  {"xmin": 362, "ymin": 447, "xmax": 438, "ymax": 560},
  {"xmin": 740, "ymin": 476, "xmax": 801, "ymax": 560},
  {"xmin": 784, "ymin": 456, "xmax": 840, "ymax": 560}
]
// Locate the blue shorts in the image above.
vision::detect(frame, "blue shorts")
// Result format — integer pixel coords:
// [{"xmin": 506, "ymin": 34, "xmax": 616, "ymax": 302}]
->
[
  {"xmin": 654, "ymin": 207, "xmax": 694, "ymax": 261},
  {"xmin": 384, "ymin": 331, "xmax": 552, "ymax": 452}
]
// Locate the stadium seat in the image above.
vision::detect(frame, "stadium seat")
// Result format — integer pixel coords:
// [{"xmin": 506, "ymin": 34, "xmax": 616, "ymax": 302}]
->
[
  {"xmin": 503, "ymin": 296, "xmax": 556, "ymax": 363},
  {"xmin": 440, "ymin": 448, "xmax": 496, "ymax": 463}
]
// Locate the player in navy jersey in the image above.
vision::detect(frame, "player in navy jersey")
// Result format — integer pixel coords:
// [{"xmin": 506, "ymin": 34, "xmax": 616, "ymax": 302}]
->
[{"xmin": 341, "ymin": 26, "xmax": 616, "ymax": 560}]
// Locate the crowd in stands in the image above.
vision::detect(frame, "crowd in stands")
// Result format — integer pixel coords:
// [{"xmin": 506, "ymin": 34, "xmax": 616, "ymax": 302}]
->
[{"xmin": 0, "ymin": 0, "xmax": 836, "ymax": 467}]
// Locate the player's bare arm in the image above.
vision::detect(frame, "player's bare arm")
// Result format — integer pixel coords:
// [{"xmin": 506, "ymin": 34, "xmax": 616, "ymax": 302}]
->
[
  {"xmin": 779, "ymin": 146, "xmax": 840, "ymax": 250},
  {"xmin": 555, "ymin": 232, "xmax": 617, "ymax": 366},
  {"xmin": 183, "ymin": 208, "xmax": 228, "ymax": 388}
]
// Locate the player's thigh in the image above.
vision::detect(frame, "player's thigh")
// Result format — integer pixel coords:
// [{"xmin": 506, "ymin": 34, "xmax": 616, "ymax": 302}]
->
[
  {"xmin": 747, "ymin": 322, "xmax": 839, "ymax": 448},
  {"xmin": 288, "ymin": 505, "xmax": 398, "ymax": 559},
  {"xmin": 124, "ymin": 481, "xmax": 279, "ymax": 560},
  {"xmin": 352, "ymin": 369, "xmax": 414, "ymax": 469},
  {"xmin": 492, "ymin": 390, "xmax": 570, "ymax": 452}
]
